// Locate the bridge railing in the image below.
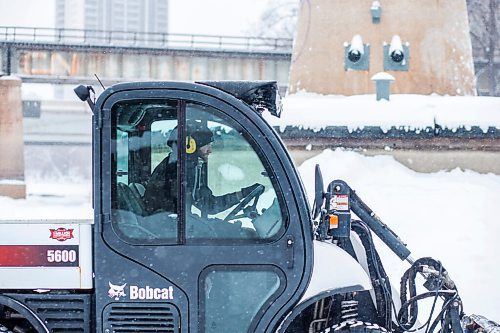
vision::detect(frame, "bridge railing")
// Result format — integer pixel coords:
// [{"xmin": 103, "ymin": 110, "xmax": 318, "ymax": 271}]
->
[{"xmin": 0, "ymin": 26, "xmax": 293, "ymax": 53}]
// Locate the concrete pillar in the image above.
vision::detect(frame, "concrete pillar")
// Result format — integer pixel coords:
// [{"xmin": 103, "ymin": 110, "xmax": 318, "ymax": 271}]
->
[
  {"xmin": 0, "ymin": 76, "xmax": 26, "ymax": 199},
  {"xmin": 289, "ymin": 0, "xmax": 476, "ymax": 96}
]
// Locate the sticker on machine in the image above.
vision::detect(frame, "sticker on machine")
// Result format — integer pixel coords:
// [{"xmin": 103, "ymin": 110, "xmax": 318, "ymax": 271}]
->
[
  {"xmin": 0, "ymin": 245, "xmax": 79, "ymax": 267},
  {"xmin": 108, "ymin": 281, "xmax": 174, "ymax": 301},
  {"xmin": 49, "ymin": 228, "xmax": 74, "ymax": 242},
  {"xmin": 331, "ymin": 194, "xmax": 349, "ymax": 211}
]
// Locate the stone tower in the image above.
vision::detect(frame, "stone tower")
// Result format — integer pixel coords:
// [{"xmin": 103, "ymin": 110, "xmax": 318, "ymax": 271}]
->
[{"xmin": 288, "ymin": 0, "xmax": 476, "ymax": 96}]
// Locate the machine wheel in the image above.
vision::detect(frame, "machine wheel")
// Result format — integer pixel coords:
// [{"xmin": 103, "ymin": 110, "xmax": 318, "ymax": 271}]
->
[
  {"xmin": 0, "ymin": 323, "xmax": 13, "ymax": 333},
  {"xmin": 324, "ymin": 320, "xmax": 388, "ymax": 333}
]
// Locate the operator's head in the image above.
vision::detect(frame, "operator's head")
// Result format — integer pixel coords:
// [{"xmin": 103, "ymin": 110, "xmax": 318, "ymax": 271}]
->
[{"xmin": 186, "ymin": 122, "xmax": 214, "ymax": 162}]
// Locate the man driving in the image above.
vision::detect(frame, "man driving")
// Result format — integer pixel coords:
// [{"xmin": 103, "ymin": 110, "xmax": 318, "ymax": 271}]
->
[{"xmin": 143, "ymin": 121, "xmax": 260, "ymax": 217}]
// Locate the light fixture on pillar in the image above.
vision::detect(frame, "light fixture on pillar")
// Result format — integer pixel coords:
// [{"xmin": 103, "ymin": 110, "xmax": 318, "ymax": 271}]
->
[
  {"xmin": 383, "ymin": 35, "xmax": 410, "ymax": 71},
  {"xmin": 371, "ymin": 1, "xmax": 381, "ymax": 24},
  {"xmin": 344, "ymin": 35, "xmax": 370, "ymax": 71}
]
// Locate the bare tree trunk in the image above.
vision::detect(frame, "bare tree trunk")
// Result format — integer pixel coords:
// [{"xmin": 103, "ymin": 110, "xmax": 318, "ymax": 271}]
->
[{"xmin": 488, "ymin": 0, "xmax": 497, "ymax": 95}]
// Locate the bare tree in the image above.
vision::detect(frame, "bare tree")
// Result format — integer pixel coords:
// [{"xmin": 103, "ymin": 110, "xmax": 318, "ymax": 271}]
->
[
  {"xmin": 248, "ymin": 0, "xmax": 299, "ymax": 40},
  {"xmin": 467, "ymin": 0, "xmax": 499, "ymax": 96}
]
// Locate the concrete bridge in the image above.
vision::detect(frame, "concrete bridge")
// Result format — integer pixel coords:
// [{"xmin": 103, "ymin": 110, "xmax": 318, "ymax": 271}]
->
[
  {"xmin": 0, "ymin": 26, "xmax": 292, "ymax": 88},
  {"xmin": 0, "ymin": 26, "xmax": 498, "ymax": 96}
]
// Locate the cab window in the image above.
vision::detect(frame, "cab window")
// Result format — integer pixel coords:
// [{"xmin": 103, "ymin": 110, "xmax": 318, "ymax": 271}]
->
[
  {"xmin": 110, "ymin": 99, "xmax": 286, "ymax": 243},
  {"xmin": 201, "ymin": 267, "xmax": 283, "ymax": 333},
  {"xmin": 184, "ymin": 103, "xmax": 286, "ymax": 241},
  {"xmin": 111, "ymin": 99, "xmax": 179, "ymax": 244}
]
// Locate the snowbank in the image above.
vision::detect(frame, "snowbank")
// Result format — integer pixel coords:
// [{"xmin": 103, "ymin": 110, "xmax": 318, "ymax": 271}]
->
[
  {"xmin": 299, "ymin": 149, "xmax": 500, "ymax": 322},
  {"xmin": 1, "ymin": 149, "xmax": 498, "ymax": 321},
  {"xmin": 265, "ymin": 92, "xmax": 500, "ymax": 132}
]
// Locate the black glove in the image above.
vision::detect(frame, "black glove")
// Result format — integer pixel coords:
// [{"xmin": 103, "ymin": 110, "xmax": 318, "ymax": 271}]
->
[{"xmin": 241, "ymin": 183, "xmax": 262, "ymax": 197}]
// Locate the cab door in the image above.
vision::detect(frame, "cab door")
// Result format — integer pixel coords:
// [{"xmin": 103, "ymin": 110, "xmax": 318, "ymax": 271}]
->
[{"xmin": 94, "ymin": 83, "xmax": 312, "ymax": 332}]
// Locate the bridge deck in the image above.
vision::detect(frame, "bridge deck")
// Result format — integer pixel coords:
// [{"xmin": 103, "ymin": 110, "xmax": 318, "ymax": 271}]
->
[{"xmin": 0, "ymin": 27, "xmax": 292, "ymax": 86}]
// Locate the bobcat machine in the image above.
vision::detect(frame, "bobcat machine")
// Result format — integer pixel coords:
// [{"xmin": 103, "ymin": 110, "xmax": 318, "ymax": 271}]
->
[{"xmin": 0, "ymin": 80, "xmax": 498, "ymax": 333}]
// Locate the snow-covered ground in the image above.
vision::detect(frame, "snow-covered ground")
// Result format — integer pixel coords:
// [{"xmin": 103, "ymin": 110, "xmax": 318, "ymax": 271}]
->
[
  {"xmin": 1, "ymin": 92, "xmax": 499, "ymax": 324},
  {"xmin": 0, "ymin": 179, "xmax": 93, "ymax": 220},
  {"xmin": 1, "ymin": 148, "xmax": 498, "ymax": 322},
  {"xmin": 299, "ymin": 149, "xmax": 500, "ymax": 323}
]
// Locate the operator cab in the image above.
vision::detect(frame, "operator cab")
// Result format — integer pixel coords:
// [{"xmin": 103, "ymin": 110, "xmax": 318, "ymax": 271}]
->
[
  {"xmin": 112, "ymin": 98, "xmax": 283, "ymax": 242},
  {"xmin": 78, "ymin": 81, "xmax": 313, "ymax": 333}
]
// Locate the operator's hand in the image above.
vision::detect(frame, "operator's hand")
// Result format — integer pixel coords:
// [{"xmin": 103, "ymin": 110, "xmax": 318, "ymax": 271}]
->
[{"xmin": 240, "ymin": 183, "xmax": 263, "ymax": 197}]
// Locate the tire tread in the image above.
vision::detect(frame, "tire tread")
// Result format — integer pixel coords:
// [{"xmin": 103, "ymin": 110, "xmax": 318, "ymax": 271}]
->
[{"xmin": 321, "ymin": 320, "xmax": 389, "ymax": 333}]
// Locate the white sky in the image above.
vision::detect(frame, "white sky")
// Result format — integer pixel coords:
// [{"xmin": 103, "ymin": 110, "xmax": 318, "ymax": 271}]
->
[
  {"xmin": 0, "ymin": 0, "xmax": 55, "ymax": 27},
  {"xmin": 168, "ymin": 0, "xmax": 267, "ymax": 35},
  {"xmin": 0, "ymin": 0, "xmax": 268, "ymax": 36}
]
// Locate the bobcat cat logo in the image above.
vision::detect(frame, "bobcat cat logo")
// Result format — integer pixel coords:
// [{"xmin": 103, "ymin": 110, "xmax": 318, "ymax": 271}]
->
[{"xmin": 108, "ymin": 282, "xmax": 127, "ymax": 300}]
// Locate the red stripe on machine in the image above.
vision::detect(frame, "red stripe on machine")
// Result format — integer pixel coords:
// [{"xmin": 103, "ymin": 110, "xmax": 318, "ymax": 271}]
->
[{"xmin": 0, "ymin": 245, "xmax": 79, "ymax": 267}]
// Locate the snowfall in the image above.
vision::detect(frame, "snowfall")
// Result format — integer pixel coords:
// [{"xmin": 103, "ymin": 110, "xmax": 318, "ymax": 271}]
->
[{"xmin": 1, "ymin": 92, "xmax": 500, "ymax": 324}]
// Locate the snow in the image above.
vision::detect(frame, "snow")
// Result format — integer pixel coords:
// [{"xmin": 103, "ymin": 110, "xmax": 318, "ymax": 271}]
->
[
  {"xmin": 1, "ymin": 148, "xmax": 498, "ymax": 322},
  {"xmin": 349, "ymin": 34, "xmax": 365, "ymax": 55},
  {"xmin": 389, "ymin": 35, "xmax": 404, "ymax": 56},
  {"xmin": 0, "ymin": 179, "xmax": 92, "ymax": 220},
  {"xmin": 218, "ymin": 164, "xmax": 245, "ymax": 181},
  {"xmin": 1, "ymin": 93, "xmax": 499, "ymax": 323},
  {"xmin": 371, "ymin": 72, "xmax": 395, "ymax": 81},
  {"xmin": 0, "ymin": 179, "xmax": 25, "ymax": 185},
  {"xmin": 264, "ymin": 92, "xmax": 500, "ymax": 132},
  {"xmin": 0, "ymin": 75, "xmax": 22, "ymax": 81},
  {"xmin": 299, "ymin": 149, "xmax": 500, "ymax": 322}
]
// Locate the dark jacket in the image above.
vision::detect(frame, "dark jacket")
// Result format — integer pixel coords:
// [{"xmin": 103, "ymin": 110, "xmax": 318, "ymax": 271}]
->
[{"xmin": 143, "ymin": 153, "xmax": 242, "ymax": 215}]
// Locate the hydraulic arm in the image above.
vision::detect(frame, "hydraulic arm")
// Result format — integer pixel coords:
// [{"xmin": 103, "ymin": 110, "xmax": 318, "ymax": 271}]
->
[{"xmin": 317, "ymin": 176, "xmax": 466, "ymax": 333}]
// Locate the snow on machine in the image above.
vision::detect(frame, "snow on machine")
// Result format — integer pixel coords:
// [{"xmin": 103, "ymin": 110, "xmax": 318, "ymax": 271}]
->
[{"xmin": 0, "ymin": 80, "xmax": 498, "ymax": 333}]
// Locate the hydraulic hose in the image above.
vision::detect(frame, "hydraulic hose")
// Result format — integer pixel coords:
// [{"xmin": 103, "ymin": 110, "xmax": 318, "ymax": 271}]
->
[{"xmin": 351, "ymin": 220, "xmax": 393, "ymax": 329}]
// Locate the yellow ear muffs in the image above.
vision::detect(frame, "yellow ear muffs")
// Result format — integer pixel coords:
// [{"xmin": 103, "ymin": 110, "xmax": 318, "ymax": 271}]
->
[{"xmin": 186, "ymin": 136, "xmax": 197, "ymax": 154}]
